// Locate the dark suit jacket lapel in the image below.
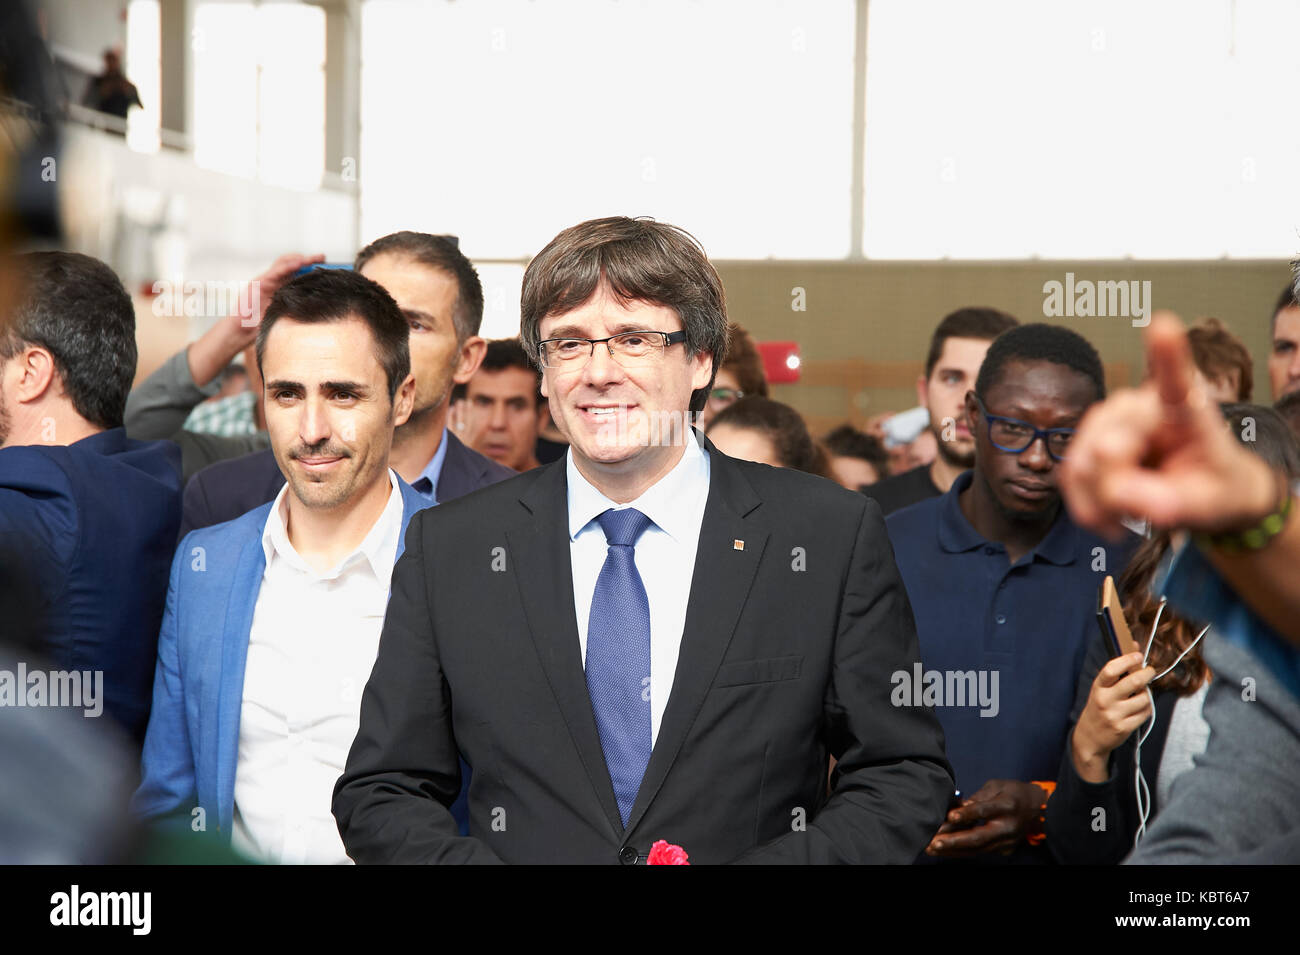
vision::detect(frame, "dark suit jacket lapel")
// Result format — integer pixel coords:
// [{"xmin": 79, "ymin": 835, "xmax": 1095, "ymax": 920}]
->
[
  {"xmin": 505, "ymin": 461, "xmax": 624, "ymax": 838},
  {"xmin": 626, "ymin": 441, "xmax": 767, "ymax": 832},
  {"xmin": 436, "ymin": 431, "xmax": 483, "ymax": 502}
]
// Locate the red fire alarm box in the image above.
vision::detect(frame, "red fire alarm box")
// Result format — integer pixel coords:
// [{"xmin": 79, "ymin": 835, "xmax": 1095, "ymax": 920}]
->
[{"xmin": 757, "ymin": 341, "xmax": 801, "ymax": 384}]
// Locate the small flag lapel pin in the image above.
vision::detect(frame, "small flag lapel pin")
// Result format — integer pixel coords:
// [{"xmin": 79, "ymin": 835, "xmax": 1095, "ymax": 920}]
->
[{"xmin": 733, "ymin": 539, "xmax": 745, "ymax": 551}]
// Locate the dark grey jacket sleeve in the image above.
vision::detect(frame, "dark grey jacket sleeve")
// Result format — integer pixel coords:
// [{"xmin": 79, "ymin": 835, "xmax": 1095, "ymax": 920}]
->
[
  {"xmin": 1124, "ymin": 633, "xmax": 1300, "ymax": 864},
  {"xmin": 124, "ymin": 349, "xmax": 218, "ymax": 441},
  {"xmin": 125, "ymin": 349, "xmax": 269, "ymax": 482}
]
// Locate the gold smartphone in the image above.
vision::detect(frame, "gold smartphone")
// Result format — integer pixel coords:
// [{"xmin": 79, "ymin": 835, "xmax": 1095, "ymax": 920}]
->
[{"xmin": 1096, "ymin": 575, "xmax": 1140, "ymax": 658}]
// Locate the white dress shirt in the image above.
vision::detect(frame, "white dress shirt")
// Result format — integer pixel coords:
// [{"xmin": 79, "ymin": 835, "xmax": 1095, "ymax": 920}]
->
[
  {"xmin": 231, "ymin": 469, "xmax": 404, "ymax": 865},
  {"xmin": 567, "ymin": 431, "xmax": 711, "ymax": 745}
]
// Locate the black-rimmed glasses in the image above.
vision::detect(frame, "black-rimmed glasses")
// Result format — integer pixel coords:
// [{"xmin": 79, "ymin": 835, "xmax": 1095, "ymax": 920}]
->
[
  {"xmin": 973, "ymin": 394, "xmax": 1075, "ymax": 461},
  {"xmin": 536, "ymin": 330, "xmax": 688, "ymax": 369}
]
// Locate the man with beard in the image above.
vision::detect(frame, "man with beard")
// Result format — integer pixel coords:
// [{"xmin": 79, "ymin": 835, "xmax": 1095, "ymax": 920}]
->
[
  {"xmin": 1268, "ymin": 284, "xmax": 1300, "ymax": 401},
  {"xmin": 885, "ymin": 323, "xmax": 1137, "ymax": 863},
  {"xmin": 863, "ymin": 308, "xmax": 1019, "ymax": 515},
  {"xmin": 133, "ymin": 269, "xmax": 441, "ymax": 863}
]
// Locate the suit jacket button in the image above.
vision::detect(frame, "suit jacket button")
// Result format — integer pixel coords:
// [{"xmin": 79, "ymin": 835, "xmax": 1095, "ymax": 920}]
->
[{"xmin": 619, "ymin": 846, "xmax": 638, "ymax": 865}]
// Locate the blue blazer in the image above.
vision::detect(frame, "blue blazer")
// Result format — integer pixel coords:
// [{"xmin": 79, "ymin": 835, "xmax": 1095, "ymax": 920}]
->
[
  {"xmin": 0, "ymin": 428, "xmax": 180, "ymax": 748},
  {"xmin": 132, "ymin": 477, "xmax": 435, "ymax": 841}
]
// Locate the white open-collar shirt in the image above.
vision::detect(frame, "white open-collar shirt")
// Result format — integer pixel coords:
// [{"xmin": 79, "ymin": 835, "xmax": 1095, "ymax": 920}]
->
[
  {"xmin": 566, "ymin": 430, "xmax": 712, "ymax": 745},
  {"xmin": 232, "ymin": 469, "xmax": 404, "ymax": 865}
]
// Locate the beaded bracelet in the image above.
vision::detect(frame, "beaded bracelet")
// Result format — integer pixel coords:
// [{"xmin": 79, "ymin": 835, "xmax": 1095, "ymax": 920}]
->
[{"xmin": 1193, "ymin": 493, "xmax": 1293, "ymax": 555}]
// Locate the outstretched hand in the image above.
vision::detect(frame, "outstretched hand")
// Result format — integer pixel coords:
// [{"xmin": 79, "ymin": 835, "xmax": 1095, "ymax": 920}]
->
[{"xmin": 1060, "ymin": 312, "xmax": 1281, "ymax": 537}]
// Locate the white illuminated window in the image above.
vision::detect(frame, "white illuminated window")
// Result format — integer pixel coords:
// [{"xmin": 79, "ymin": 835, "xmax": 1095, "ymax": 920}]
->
[
  {"xmin": 193, "ymin": 2, "xmax": 324, "ymax": 189},
  {"xmin": 360, "ymin": 0, "xmax": 856, "ymax": 260},
  {"xmin": 864, "ymin": 0, "xmax": 1300, "ymax": 259},
  {"xmin": 126, "ymin": 0, "xmax": 161, "ymax": 153},
  {"xmin": 476, "ymin": 263, "xmax": 526, "ymax": 341}
]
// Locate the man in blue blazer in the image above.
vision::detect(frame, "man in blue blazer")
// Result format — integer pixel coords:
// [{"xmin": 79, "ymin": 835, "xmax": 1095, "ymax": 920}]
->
[
  {"xmin": 0, "ymin": 252, "xmax": 181, "ymax": 751},
  {"xmin": 134, "ymin": 268, "xmax": 454, "ymax": 863}
]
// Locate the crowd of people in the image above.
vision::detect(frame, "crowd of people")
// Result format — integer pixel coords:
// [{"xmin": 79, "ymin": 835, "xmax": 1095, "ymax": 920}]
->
[{"xmin": 2, "ymin": 215, "xmax": 1299, "ymax": 865}]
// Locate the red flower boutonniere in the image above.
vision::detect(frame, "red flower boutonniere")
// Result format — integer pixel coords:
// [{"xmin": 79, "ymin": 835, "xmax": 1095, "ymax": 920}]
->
[{"xmin": 646, "ymin": 840, "xmax": 689, "ymax": 865}]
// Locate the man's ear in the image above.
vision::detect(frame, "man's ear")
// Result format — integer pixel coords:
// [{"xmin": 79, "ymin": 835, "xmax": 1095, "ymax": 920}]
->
[
  {"xmin": 916, "ymin": 373, "xmax": 929, "ymax": 410},
  {"xmin": 453, "ymin": 336, "xmax": 487, "ymax": 385},
  {"xmin": 13, "ymin": 345, "xmax": 58, "ymax": 404},
  {"xmin": 963, "ymin": 389, "xmax": 979, "ymax": 433},
  {"xmin": 392, "ymin": 373, "xmax": 416, "ymax": 428},
  {"xmin": 690, "ymin": 350, "xmax": 714, "ymax": 393}
]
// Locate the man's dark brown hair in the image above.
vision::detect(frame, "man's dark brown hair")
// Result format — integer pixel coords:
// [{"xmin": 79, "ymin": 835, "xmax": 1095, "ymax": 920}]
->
[
  {"xmin": 256, "ymin": 268, "xmax": 410, "ymax": 402},
  {"xmin": 519, "ymin": 216, "xmax": 729, "ymax": 415},
  {"xmin": 1, "ymin": 251, "xmax": 137, "ymax": 430},
  {"xmin": 924, "ymin": 307, "xmax": 1020, "ymax": 379},
  {"xmin": 479, "ymin": 337, "xmax": 542, "ymax": 407},
  {"xmin": 707, "ymin": 395, "xmax": 830, "ymax": 479},
  {"xmin": 1187, "ymin": 317, "xmax": 1253, "ymax": 401},
  {"xmin": 1272, "ymin": 282, "xmax": 1299, "ymax": 337}
]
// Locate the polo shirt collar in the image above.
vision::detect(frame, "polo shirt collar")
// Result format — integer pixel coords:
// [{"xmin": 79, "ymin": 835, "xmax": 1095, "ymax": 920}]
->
[{"xmin": 937, "ymin": 469, "xmax": 1079, "ymax": 566}]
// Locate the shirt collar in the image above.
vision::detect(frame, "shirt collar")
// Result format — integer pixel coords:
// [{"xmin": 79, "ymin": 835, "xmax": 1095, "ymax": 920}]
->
[
  {"xmin": 937, "ymin": 469, "xmax": 1079, "ymax": 566},
  {"xmin": 566, "ymin": 429, "xmax": 710, "ymax": 543},
  {"xmin": 411, "ymin": 427, "xmax": 450, "ymax": 503},
  {"xmin": 261, "ymin": 468, "xmax": 404, "ymax": 580}
]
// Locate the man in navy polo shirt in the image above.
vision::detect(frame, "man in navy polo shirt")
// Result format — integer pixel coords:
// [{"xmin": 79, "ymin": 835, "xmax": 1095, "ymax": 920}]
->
[{"xmin": 886, "ymin": 323, "xmax": 1137, "ymax": 862}]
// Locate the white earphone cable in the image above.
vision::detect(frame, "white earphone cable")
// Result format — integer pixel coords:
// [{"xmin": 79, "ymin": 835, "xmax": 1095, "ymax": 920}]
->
[{"xmin": 1132, "ymin": 597, "xmax": 1210, "ymax": 849}]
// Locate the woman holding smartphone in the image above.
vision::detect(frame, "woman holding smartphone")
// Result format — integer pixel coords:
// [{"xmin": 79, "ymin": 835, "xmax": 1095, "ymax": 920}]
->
[{"xmin": 1045, "ymin": 403, "xmax": 1300, "ymax": 864}]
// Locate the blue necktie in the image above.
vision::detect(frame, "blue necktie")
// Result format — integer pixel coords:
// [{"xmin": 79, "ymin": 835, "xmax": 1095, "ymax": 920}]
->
[{"xmin": 586, "ymin": 507, "xmax": 654, "ymax": 828}]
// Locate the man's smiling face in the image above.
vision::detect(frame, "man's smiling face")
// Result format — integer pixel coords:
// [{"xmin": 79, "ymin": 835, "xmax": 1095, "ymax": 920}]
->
[
  {"xmin": 538, "ymin": 286, "xmax": 712, "ymax": 481},
  {"xmin": 262, "ymin": 316, "xmax": 412, "ymax": 511}
]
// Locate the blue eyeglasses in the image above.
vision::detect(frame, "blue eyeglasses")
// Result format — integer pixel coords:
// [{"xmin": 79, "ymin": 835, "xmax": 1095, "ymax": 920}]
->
[{"xmin": 973, "ymin": 395, "xmax": 1075, "ymax": 461}]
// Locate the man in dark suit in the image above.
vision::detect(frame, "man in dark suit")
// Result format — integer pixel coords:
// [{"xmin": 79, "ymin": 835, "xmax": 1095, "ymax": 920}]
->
[
  {"xmin": 333, "ymin": 216, "xmax": 953, "ymax": 864},
  {"xmin": 0, "ymin": 252, "xmax": 181, "ymax": 749}
]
